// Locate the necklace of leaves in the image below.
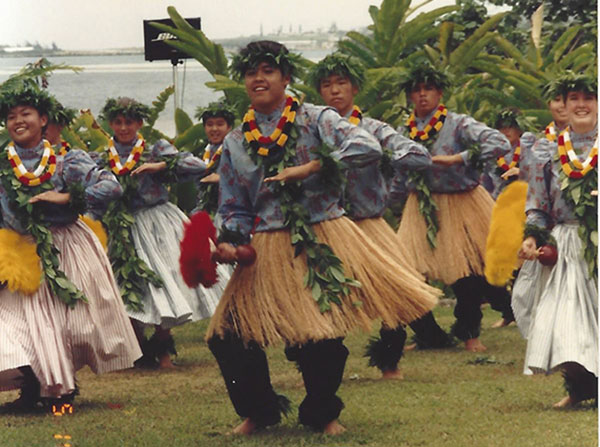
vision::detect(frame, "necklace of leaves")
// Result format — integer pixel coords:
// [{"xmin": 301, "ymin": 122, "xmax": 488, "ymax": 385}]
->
[
  {"xmin": 555, "ymin": 128, "xmax": 598, "ymax": 280},
  {"xmin": 405, "ymin": 113, "xmax": 442, "ymax": 249},
  {"xmin": 198, "ymin": 144, "xmax": 222, "ymax": 217},
  {"xmin": 242, "ymin": 99, "xmax": 361, "ymax": 312},
  {"xmin": 99, "ymin": 146, "xmax": 168, "ymax": 312},
  {"xmin": 0, "ymin": 146, "xmax": 87, "ymax": 307}
]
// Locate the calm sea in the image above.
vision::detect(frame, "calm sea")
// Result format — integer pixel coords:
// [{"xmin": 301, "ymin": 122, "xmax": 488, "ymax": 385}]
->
[{"xmin": 0, "ymin": 50, "xmax": 329, "ymax": 137}]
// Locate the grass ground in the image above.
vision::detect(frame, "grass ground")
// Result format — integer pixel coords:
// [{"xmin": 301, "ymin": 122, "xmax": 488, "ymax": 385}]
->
[{"xmin": 0, "ymin": 304, "xmax": 596, "ymax": 447}]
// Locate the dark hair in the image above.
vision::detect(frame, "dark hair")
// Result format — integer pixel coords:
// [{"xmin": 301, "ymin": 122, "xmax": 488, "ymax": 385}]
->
[
  {"xmin": 47, "ymin": 98, "xmax": 77, "ymax": 127},
  {"xmin": 0, "ymin": 84, "xmax": 53, "ymax": 123},
  {"xmin": 308, "ymin": 52, "xmax": 366, "ymax": 92},
  {"xmin": 195, "ymin": 101, "xmax": 236, "ymax": 127},
  {"xmin": 230, "ymin": 40, "xmax": 299, "ymax": 81},
  {"xmin": 100, "ymin": 97, "xmax": 151, "ymax": 122},
  {"xmin": 552, "ymin": 71, "xmax": 598, "ymax": 101},
  {"xmin": 399, "ymin": 62, "xmax": 452, "ymax": 94}
]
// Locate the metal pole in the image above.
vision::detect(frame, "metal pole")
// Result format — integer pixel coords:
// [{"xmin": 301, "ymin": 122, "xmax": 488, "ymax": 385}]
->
[{"xmin": 171, "ymin": 58, "xmax": 179, "ymax": 136}]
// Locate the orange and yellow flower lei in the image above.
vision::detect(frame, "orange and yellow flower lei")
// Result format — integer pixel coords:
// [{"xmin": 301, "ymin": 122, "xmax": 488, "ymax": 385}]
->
[
  {"xmin": 7, "ymin": 139, "xmax": 56, "ymax": 186},
  {"xmin": 107, "ymin": 134, "xmax": 145, "ymax": 176},
  {"xmin": 557, "ymin": 127, "xmax": 598, "ymax": 179},
  {"xmin": 59, "ymin": 140, "xmax": 71, "ymax": 156},
  {"xmin": 545, "ymin": 122, "xmax": 557, "ymax": 142},
  {"xmin": 243, "ymin": 96, "xmax": 299, "ymax": 157},
  {"xmin": 203, "ymin": 144, "xmax": 223, "ymax": 170},
  {"xmin": 496, "ymin": 145, "xmax": 521, "ymax": 171},
  {"xmin": 348, "ymin": 105, "xmax": 362, "ymax": 125},
  {"xmin": 407, "ymin": 104, "xmax": 448, "ymax": 141}
]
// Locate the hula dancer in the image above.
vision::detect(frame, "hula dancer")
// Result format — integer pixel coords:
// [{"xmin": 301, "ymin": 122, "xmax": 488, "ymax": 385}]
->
[
  {"xmin": 206, "ymin": 41, "xmax": 436, "ymax": 435},
  {"xmin": 99, "ymin": 97, "xmax": 221, "ymax": 369},
  {"xmin": 511, "ymin": 79, "xmax": 573, "ymax": 335},
  {"xmin": 44, "ymin": 97, "xmax": 76, "ymax": 156},
  {"xmin": 0, "ymin": 86, "xmax": 141, "ymax": 410},
  {"xmin": 483, "ymin": 108, "xmax": 537, "ymax": 199},
  {"xmin": 394, "ymin": 63, "xmax": 511, "ymax": 352},
  {"xmin": 192, "ymin": 101, "xmax": 236, "ymax": 217},
  {"xmin": 308, "ymin": 53, "xmax": 443, "ymax": 379},
  {"xmin": 516, "ymin": 72, "xmax": 598, "ymax": 408}
]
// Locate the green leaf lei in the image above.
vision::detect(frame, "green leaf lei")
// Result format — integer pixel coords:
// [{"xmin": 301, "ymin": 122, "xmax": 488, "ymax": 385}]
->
[
  {"xmin": 0, "ymin": 151, "xmax": 87, "ymax": 307},
  {"xmin": 556, "ymin": 156, "xmax": 598, "ymax": 280},
  {"xmin": 197, "ymin": 156, "xmax": 220, "ymax": 217},
  {"xmin": 406, "ymin": 130, "xmax": 440, "ymax": 249},
  {"xmin": 244, "ymin": 120, "xmax": 361, "ymax": 313},
  {"xmin": 99, "ymin": 155, "xmax": 165, "ymax": 312}
]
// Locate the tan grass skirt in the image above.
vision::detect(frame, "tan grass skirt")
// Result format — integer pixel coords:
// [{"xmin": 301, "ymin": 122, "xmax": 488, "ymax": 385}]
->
[
  {"xmin": 207, "ymin": 216, "xmax": 439, "ymax": 346},
  {"xmin": 396, "ymin": 186, "xmax": 493, "ymax": 285}
]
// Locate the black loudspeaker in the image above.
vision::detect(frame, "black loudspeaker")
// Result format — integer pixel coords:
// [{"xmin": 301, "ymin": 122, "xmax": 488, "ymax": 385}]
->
[{"xmin": 143, "ymin": 17, "xmax": 201, "ymax": 62}]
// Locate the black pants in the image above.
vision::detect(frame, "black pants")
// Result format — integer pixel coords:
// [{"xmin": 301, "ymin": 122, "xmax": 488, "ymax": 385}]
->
[
  {"xmin": 564, "ymin": 364, "xmax": 598, "ymax": 403},
  {"xmin": 208, "ymin": 333, "xmax": 348, "ymax": 430},
  {"xmin": 451, "ymin": 275, "xmax": 513, "ymax": 340}
]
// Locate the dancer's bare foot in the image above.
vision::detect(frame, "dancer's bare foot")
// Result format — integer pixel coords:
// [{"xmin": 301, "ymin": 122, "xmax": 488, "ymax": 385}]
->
[
  {"xmin": 465, "ymin": 338, "xmax": 487, "ymax": 352},
  {"xmin": 231, "ymin": 418, "xmax": 257, "ymax": 435},
  {"xmin": 404, "ymin": 343, "xmax": 417, "ymax": 351},
  {"xmin": 158, "ymin": 353, "xmax": 175, "ymax": 369},
  {"xmin": 323, "ymin": 419, "xmax": 346, "ymax": 435},
  {"xmin": 491, "ymin": 318, "xmax": 514, "ymax": 328},
  {"xmin": 381, "ymin": 369, "xmax": 404, "ymax": 380},
  {"xmin": 553, "ymin": 395, "xmax": 575, "ymax": 409}
]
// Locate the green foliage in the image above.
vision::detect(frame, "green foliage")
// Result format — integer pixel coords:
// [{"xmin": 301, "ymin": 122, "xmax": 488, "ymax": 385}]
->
[
  {"xmin": 101, "ymin": 172, "xmax": 164, "ymax": 312},
  {"xmin": 0, "ymin": 155, "xmax": 87, "ymax": 308},
  {"xmin": 558, "ymin": 162, "xmax": 598, "ymax": 280}
]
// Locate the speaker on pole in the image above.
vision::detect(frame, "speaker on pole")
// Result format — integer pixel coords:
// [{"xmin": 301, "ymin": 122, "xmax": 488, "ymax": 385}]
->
[{"xmin": 143, "ymin": 17, "xmax": 201, "ymax": 62}]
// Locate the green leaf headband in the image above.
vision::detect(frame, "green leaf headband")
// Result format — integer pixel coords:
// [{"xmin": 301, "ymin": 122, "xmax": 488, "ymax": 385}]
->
[
  {"xmin": 100, "ymin": 97, "xmax": 151, "ymax": 122},
  {"xmin": 544, "ymin": 71, "xmax": 598, "ymax": 101},
  {"xmin": 230, "ymin": 41, "xmax": 302, "ymax": 82},
  {"xmin": 0, "ymin": 84, "xmax": 53, "ymax": 123},
  {"xmin": 195, "ymin": 100, "xmax": 237, "ymax": 126},
  {"xmin": 308, "ymin": 52, "xmax": 366, "ymax": 91},
  {"xmin": 47, "ymin": 99, "xmax": 77, "ymax": 127},
  {"xmin": 399, "ymin": 62, "xmax": 452, "ymax": 93}
]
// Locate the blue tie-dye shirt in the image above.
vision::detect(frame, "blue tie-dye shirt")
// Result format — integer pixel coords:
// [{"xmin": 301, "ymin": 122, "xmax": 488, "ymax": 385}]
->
[
  {"xmin": 344, "ymin": 114, "xmax": 431, "ymax": 219},
  {"xmin": 217, "ymin": 101, "xmax": 382, "ymax": 242},
  {"xmin": 0, "ymin": 140, "xmax": 122, "ymax": 231}
]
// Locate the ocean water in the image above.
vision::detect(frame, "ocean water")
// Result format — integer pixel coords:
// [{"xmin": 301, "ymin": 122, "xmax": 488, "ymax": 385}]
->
[
  {"xmin": 0, "ymin": 50, "xmax": 330, "ymax": 138},
  {"xmin": 0, "ymin": 54, "xmax": 220, "ymax": 137}
]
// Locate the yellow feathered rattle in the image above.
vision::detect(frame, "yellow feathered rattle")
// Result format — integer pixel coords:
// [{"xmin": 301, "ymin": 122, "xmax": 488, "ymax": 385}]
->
[
  {"xmin": 484, "ymin": 181, "xmax": 528, "ymax": 286},
  {"xmin": 0, "ymin": 229, "xmax": 42, "ymax": 295}
]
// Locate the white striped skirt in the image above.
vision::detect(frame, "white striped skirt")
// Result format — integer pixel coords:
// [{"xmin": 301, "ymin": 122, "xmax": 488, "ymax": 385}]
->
[
  {"xmin": 522, "ymin": 224, "xmax": 598, "ymax": 377},
  {"xmin": 125, "ymin": 202, "xmax": 227, "ymax": 328},
  {"xmin": 0, "ymin": 220, "xmax": 141, "ymax": 398}
]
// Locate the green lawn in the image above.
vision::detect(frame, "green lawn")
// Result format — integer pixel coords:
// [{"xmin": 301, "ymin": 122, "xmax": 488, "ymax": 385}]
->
[{"xmin": 0, "ymin": 304, "xmax": 596, "ymax": 447}]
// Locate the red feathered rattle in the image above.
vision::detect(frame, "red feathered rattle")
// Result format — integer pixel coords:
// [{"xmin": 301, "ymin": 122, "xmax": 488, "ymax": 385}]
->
[{"xmin": 179, "ymin": 211, "xmax": 256, "ymax": 288}]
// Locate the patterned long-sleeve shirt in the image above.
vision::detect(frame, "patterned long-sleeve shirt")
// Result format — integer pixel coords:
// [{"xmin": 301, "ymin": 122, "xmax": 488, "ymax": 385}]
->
[
  {"xmin": 217, "ymin": 101, "xmax": 382, "ymax": 242},
  {"xmin": 483, "ymin": 132, "xmax": 537, "ymax": 199},
  {"xmin": 95, "ymin": 138, "xmax": 206, "ymax": 213},
  {"xmin": 193, "ymin": 142, "xmax": 221, "ymax": 215},
  {"xmin": 525, "ymin": 127, "xmax": 597, "ymax": 229},
  {"xmin": 344, "ymin": 115, "xmax": 431, "ymax": 219},
  {"xmin": 390, "ymin": 109, "xmax": 510, "ymax": 201},
  {"xmin": 0, "ymin": 140, "xmax": 122, "ymax": 232}
]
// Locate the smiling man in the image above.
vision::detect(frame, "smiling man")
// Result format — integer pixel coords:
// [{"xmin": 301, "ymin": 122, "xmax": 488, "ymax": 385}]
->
[{"xmin": 205, "ymin": 41, "xmax": 437, "ymax": 436}]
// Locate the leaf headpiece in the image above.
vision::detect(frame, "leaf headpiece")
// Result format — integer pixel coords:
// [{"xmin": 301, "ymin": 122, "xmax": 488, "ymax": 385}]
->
[
  {"xmin": 100, "ymin": 97, "xmax": 151, "ymax": 122},
  {"xmin": 308, "ymin": 52, "xmax": 366, "ymax": 91}
]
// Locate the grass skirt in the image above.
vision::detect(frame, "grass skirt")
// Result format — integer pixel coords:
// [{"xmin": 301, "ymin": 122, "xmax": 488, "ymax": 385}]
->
[
  {"xmin": 0, "ymin": 221, "xmax": 141, "ymax": 398},
  {"xmin": 521, "ymin": 224, "xmax": 598, "ymax": 377},
  {"xmin": 207, "ymin": 217, "xmax": 438, "ymax": 346},
  {"xmin": 396, "ymin": 186, "xmax": 494, "ymax": 284},
  {"xmin": 127, "ymin": 203, "xmax": 228, "ymax": 329}
]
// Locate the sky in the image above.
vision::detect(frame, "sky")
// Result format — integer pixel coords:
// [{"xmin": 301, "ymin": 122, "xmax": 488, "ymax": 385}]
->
[{"xmin": 0, "ymin": 0, "xmax": 458, "ymax": 50}]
